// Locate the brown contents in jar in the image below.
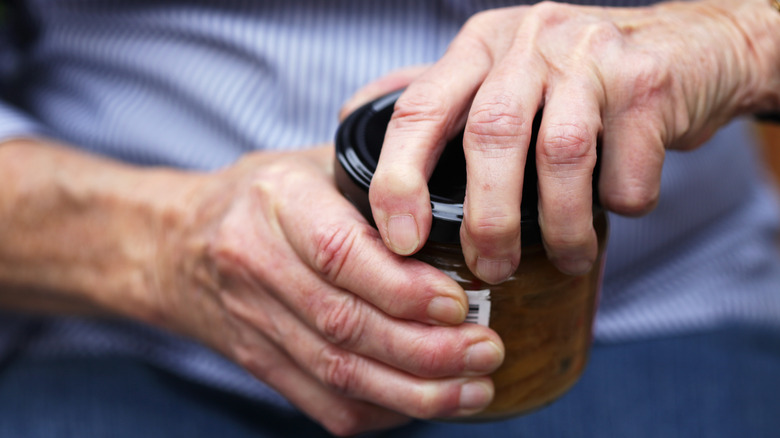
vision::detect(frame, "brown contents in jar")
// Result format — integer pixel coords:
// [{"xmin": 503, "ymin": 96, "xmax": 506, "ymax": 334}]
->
[{"xmin": 414, "ymin": 211, "xmax": 608, "ymax": 421}]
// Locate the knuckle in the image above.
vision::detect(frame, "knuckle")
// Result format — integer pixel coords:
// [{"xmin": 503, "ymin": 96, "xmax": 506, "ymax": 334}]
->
[
  {"xmin": 209, "ymin": 222, "xmax": 251, "ymax": 272},
  {"xmin": 460, "ymin": 9, "xmax": 504, "ymax": 42},
  {"xmin": 231, "ymin": 343, "xmax": 270, "ymax": 381},
  {"xmin": 543, "ymin": 228, "xmax": 593, "ymax": 252},
  {"xmin": 465, "ymin": 100, "xmax": 530, "ymax": 155},
  {"xmin": 463, "ymin": 9, "xmax": 495, "ymax": 31},
  {"xmin": 316, "ymin": 345, "xmax": 362, "ymax": 396},
  {"xmin": 623, "ymin": 54, "xmax": 673, "ymax": 108},
  {"xmin": 410, "ymin": 385, "xmax": 458, "ymax": 419},
  {"xmin": 464, "ymin": 207, "xmax": 521, "ymax": 246},
  {"xmin": 206, "ymin": 190, "xmax": 280, "ymax": 278},
  {"xmin": 312, "ymin": 223, "xmax": 368, "ymax": 282},
  {"xmin": 390, "ymin": 85, "xmax": 450, "ymax": 133},
  {"xmin": 403, "ymin": 334, "xmax": 450, "ymax": 375},
  {"xmin": 603, "ymin": 180, "xmax": 660, "ymax": 216},
  {"xmin": 580, "ymin": 21, "xmax": 623, "ymax": 50},
  {"xmin": 409, "ymin": 401, "xmax": 440, "ymax": 420},
  {"xmin": 457, "ymin": 10, "xmax": 511, "ymax": 60},
  {"xmin": 315, "ymin": 295, "xmax": 365, "ymax": 349},
  {"xmin": 530, "ymin": 1, "xmax": 570, "ymax": 24},
  {"xmin": 538, "ymin": 122, "xmax": 596, "ymax": 168},
  {"xmin": 369, "ymin": 168, "xmax": 427, "ymax": 202},
  {"xmin": 621, "ymin": 56, "xmax": 691, "ymax": 140},
  {"xmin": 251, "ymin": 158, "xmax": 300, "ymax": 188}
]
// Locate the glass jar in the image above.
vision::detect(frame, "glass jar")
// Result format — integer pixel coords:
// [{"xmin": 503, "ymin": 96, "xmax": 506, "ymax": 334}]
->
[
  {"xmin": 335, "ymin": 90, "xmax": 609, "ymax": 421},
  {"xmin": 414, "ymin": 211, "xmax": 607, "ymax": 420}
]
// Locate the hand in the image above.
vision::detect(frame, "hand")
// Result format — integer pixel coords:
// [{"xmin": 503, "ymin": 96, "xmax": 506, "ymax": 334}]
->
[
  {"xmin": 369, "ymin": 0, "xmax": 780, "ymax": 282},
  {"xmin": 152, "ymin": 146, "xmax": 505, "ymax": 435}
]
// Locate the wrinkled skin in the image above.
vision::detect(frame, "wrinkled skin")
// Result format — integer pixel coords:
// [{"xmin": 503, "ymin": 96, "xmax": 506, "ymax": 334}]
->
[
  {"xmin": 155, "ymin": 1, "xmax": 778, "ymax": 435},
  {"xmin": 370, "ymin": 0, "xmax": 780, "ymax": 283},
  {"xmin": 151, "ymin": 146, "xmax": 505, "ymax": 436},
  {"xmin": 1, "ymin": 1, "xmax": 777, "ymax": 436}
]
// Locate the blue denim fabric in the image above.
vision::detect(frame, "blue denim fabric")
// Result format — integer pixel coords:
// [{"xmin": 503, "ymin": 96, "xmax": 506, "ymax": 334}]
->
[{"xmin": 1, "ymin": 325, "xmax": 778, "ymax": 438}]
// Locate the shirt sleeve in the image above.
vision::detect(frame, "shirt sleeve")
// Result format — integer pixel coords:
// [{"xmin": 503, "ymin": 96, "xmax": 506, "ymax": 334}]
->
[{"xmin": 0, "ymin": 99, "xmax": 49, "ymax": 143}]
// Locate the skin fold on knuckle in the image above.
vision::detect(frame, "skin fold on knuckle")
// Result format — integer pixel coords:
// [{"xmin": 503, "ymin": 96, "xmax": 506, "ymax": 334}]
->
[
  {"xmin": 311, "ymin": 222, "xmax": 372, "ymax": 284},
  {"xmin": 537, "ymin": 122, "xmax": 597, "ymax": 171},
  {"xmin": 314, "ymin": 294, "xmax": 366, "ymax": 350},
  {"xmin": 400, "ymin": 331, "xmax": 462, "ymax": 377},
  {"xmin": 405, "ymin": 325, "xmax": 500, "ymax": 377},
  {"xmin": 624, "ymin": 53, "xmax": 671, "ymax": 106},
  {"xmin": 541, "ymin": 225, "xmax": 593, "ymax": 255},
  {"xmin": 390, "ymin": 83, "xmax": 453, "ymax": 136},
  {"xmin": 230, "ymin": 336, "xmax": 286, "ymax": 387},
  {"xmin": 538, "ymin": 203, "xmax": 594, "ymax": 252},
  {"xmin": 208, "ymin": 223, "xmax": 255, "ymax": 282},
  {"xmin": 575, "ymin": 20, "xmax": 625, "ymax": 56},
  {"xmin": 465, "ymin": 100, "xmax": 530, "ymax": 158},
  {"xmin": 369, "ymin": 168, "xmax": 427, "ymax": 208},
  {"xmin": 205, "ymin": 187, "xmax": 287, "ymax": 293},
  {"xmin": 618, "ymin": 54, "xmax": 690, "ymax": 144},
  {"xmin": 463, "ymin": 206, "xmax": 521, "ymax": 256},
  {"xmin": 315, "ymin": 343, "xmax": 364, "ymax": 397},
  {"xmin": 380, "ymin": 265, "xmax": 451, "ymax": 322}
]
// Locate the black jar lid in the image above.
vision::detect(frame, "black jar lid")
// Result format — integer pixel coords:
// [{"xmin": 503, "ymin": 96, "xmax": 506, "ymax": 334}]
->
[{"xmin": 335, "ymin": 90, "xmax": 570, "ymax": 247}]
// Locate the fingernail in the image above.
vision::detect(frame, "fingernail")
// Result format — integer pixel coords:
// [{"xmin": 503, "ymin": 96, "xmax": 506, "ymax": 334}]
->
[
  {"xmin": 427, "ymin": 296, "xmax": 466, "ymax": 325},
  {"xmin": 386, "ymin": 214, "xmax": 419, "ymax": 255},
  {"xmin": 458, "ymin": 381, "xmax": 493, "ymax": 412},
  {"xmin": 465, "ymin": 341, "xmax": 504, "ymax": 374},
  {"xmin": 476, "ymin": 257, "xmax": 513, "ymax": 284}
]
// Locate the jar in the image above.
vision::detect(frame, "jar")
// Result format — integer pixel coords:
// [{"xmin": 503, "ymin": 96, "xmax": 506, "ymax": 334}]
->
[{"xmin": 335, "ymin": 91, "xmax": 608, "ymax": 421}]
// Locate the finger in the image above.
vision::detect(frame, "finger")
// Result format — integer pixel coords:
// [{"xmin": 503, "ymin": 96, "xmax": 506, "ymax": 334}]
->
[
  {"xmin": 369, "ymin": 32, "xmax": 495, "ymax": 256},
  {"xmin": 219, "ymin": 287, "xmax": 411, "ymax": 436},
  {"xmin": 599, "ymin": 108, "xmax": 664, "ymax": 216},
  {"xmin": 273, "ymin": 256, "xmax": 504, "ymax": 377},
  {"xmin": 535, "ymin": 77, "xmax": 602, "ymax": 275},
  {"xmin": 231, "ymin": 250, "xmax": 504, "ymax": 378},
  {"xmin": 219, "ymin": 264, "xmax": 496, "ymax": 420},
  {"xmin": 287, "ymin": 320, "xmax": 496, "ymax": 420},
  {"xmin": 251, "ymin": 291, "xmax": 494, "ymax": 419},
  {"xmin": 265, "ymin": 174, "xmax": 505, "ymax": 377},
  {"xmin": 339, "ymin": 65, "xmax": 431, "ymax": 122},
  {"xmin": 251, "ymin": 347, "xmax": 411, "ymax": 436},
  {"xmin": 275, "ymin": 165, "xmax": 468, "ymax": 326},
  {"xmin": 459, "ymin": 54, "xmax": 545, "ymax": 285}
]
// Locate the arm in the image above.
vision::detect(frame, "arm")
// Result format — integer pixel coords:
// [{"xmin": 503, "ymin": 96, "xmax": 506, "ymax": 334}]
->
[
  {"xmin": 0, "ymin": 134, "xmax": 505, "ymax": 435},
  {"xmin": 370, "ymin": 0, "xmax": 780, "ymax": 282},
  {"xmin": 0, "ymin": 138, "xmax": 189, "ymax": 318}
]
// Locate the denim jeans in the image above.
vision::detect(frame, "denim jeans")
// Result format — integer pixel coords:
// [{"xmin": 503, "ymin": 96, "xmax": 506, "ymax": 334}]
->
[{"xmin": 1, "ymin": 325, "xmax": 778, "ymax": 438}]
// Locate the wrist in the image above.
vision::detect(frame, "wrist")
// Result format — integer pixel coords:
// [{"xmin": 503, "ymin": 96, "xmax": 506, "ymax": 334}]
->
[
  {"xmin": 97, "ymin": 163, "xmax": 208, "ymax": 327},
  {"xmin": 699, "ymin": 0, "xmax": 780, "ymax": 116}
]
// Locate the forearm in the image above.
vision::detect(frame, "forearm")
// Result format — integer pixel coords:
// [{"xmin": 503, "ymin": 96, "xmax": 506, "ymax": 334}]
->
[
  {"xmin": 702, "ymin": 0, "xmax": 780, "ymax": 115},
  {"xmin": 0, "ymin": 137, "xmax": 200, "ymax": 321}
]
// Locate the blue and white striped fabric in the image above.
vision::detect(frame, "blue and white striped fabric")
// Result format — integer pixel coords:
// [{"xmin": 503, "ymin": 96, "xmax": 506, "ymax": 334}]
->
[{"xmin": 1, "ymin": 0, "xmax": 780, "ymax": 406}]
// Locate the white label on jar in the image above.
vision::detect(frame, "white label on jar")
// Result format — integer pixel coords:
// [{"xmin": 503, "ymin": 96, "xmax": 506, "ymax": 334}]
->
[{"xmin": 465, "ymin": 289, "xmax": 491, "ymax": 327}]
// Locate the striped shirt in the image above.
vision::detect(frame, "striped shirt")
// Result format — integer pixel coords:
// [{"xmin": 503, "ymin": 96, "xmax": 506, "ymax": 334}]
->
[{"xmin": 1, "ymin": 0, "xmax": 780, "ymax": 406}]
